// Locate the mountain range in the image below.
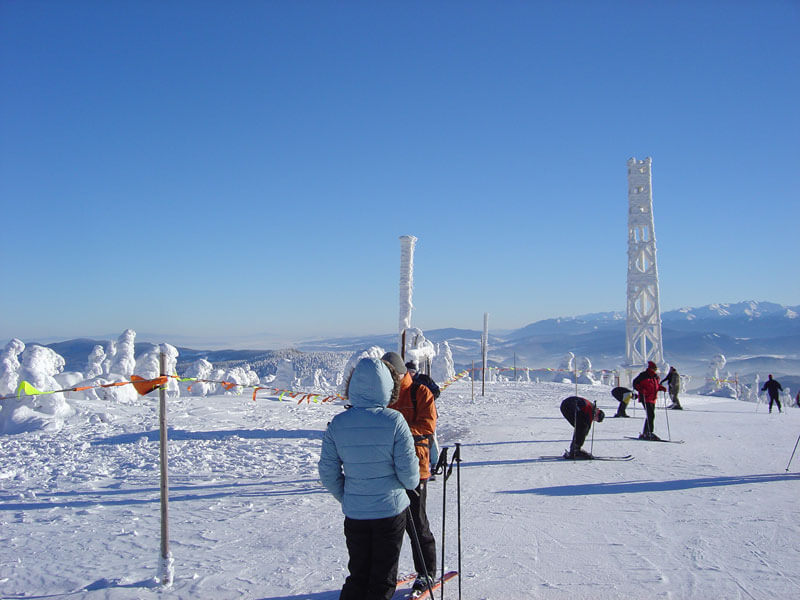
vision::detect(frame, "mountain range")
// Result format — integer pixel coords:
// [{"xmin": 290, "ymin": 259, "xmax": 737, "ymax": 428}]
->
[{"xmin": 39, "ymin": 301, "xmax": 800, "ymax": 391}]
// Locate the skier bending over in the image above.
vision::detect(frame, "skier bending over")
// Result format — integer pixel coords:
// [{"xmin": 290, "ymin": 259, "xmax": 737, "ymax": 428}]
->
[
  {"xmin": 633, "ymin": 361, "xmax": 666, "ymax": 440},
  {"xmin": 761, "ymin": 374, "xmax": 783, "ymax": 413},
  {"xmin": 611, "ymin": 386, "xmax": 635, "ymax": 418},
  {"xmin": 560, "ymin": 396, "xmax": 605, "ymax": 459}
]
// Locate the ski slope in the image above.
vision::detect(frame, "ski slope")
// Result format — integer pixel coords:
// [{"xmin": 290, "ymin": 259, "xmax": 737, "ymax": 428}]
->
[{"xmin": 2, "ymin": 380, "xmax": 799, "ymax": 599}]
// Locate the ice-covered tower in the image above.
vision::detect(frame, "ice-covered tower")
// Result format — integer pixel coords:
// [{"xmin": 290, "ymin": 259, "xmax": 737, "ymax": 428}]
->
[
  {"xmin": 625, "ymin": 157, "xmax": 664, "ymax": 367},
  {"xmin": 398, "ymin": 235, "xmax": 417, "ymax": 357}
]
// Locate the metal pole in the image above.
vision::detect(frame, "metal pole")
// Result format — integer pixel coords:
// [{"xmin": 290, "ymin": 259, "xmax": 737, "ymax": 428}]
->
[
  {"xmin": 785, "ymin": 431, "xmax": 800, "ymax": 472},
  {"xmin": 158, "ymin": 351, "xmax": 171, "ymax": 585},
  {"xmin": 455, "ymin": 443, "xmax": 462, "ymax": 600}
]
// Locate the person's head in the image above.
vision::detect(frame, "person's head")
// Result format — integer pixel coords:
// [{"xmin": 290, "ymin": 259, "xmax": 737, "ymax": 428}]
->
[
  {"xmin": 768, "ymin": 374, "xmax": 773, "ymax": 380},
  {"xmin": 405, "ymin": 360, "xmax": 418, "ymax": 374},
  {"xmin": 381, "ymin": 352, "xmax": 407, "ymax": 375},
  {"xmin": 647, "ymin": 361, "xmax": 658, "ymax": 371},
  {"xmin": 345, "ymin": 357, "xmax": 395, "ymax": 408},
  {"xmin": 596, "ymin": 409, "xmax": 605, "ymax": 422}
]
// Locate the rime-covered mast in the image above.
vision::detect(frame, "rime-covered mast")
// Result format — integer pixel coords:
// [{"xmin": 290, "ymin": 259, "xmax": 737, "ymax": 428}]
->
[
  {"xmin": 398, "ymin": 235, "xmax": 417, "ymax": 356},
  {"xmin": 625, "ymin": 157, "xmax": 664, "ymax": 367}
]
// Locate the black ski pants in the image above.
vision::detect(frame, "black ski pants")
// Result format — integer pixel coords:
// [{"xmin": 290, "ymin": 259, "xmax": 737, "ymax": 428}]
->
[
  {"xmin": 560, "ymin": 401, "xmax": 592, "ymax": 452},
  {"xmin": 341, "ymin": 512, "xmax": 406, "ymax": 600},
  {"xmin": 769, "ymin": 394, "xmax": 782, "ymax": 413},
  {"xmin": 405, "ymin": 480, "xmax": 437, "ymax": 579},
  {"xmin": 642, "ymin": 403, "xmax": 656, "ymax": 435}
]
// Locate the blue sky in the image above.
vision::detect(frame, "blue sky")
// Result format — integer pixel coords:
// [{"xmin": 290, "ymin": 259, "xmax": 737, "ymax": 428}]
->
[{"xmin": 1, "ymin": 1, "xmax": 798, "ymax": 346}]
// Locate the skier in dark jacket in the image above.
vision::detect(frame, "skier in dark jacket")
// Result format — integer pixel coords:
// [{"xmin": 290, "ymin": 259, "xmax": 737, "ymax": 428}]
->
[
  {"xmin": 611, "ymin": 386, "xmax": 635, "ymax": 417},
  {"xmin": 661, "ymin": 366, "xmax": 682, "ymax": 410},
  {"xmin": 761, "ymin": 374, "xmax": 783, "ymax": 413},
  {"xmin": 560, "ymin": 396, "xmax": 605, "ymax": 459},
  {"xmin": 633, "ymin": 361, "xmax": 666, "ymax": 440}
]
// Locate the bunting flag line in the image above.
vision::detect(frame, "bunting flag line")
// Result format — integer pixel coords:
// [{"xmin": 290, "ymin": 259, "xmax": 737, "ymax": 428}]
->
[
  {"xmin": 1, "ymin": 375, "xmax": 348, "ymax": 405},
  {"xmin": 706, "ymin": 377, "xmax": 739, "ymax": 385},
  {"xmin": 439, "ymin": 370, "xmax": 469, "ymax": 392},
  {"xmin": 2, "ymin": 362, "xmax": 621, "ymax": 404}
]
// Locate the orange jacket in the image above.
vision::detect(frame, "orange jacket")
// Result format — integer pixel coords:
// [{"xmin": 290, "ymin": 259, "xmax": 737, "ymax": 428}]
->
[{"xmin": 388, "ymin": 372, "xmax": 437, "ymax": 480}]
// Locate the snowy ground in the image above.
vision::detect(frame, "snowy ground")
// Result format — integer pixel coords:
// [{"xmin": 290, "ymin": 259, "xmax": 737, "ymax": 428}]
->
[{"xmin": 2, "ymin": 380, "xmax": 800, "ymax": 599}]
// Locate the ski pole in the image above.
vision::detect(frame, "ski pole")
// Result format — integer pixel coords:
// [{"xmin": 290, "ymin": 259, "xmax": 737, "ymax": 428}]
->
[
  {"xmin": 786, "ymin": 431, "xmax": 800, "ymax": 472},
  {"xmin": 438, "ymin": 446, "xmax": 449, "ymax": 599},
  {"xmin": 663, "ymin": 390, "xmax": 672, "ymax": 441},
  {"xmin": 455, "ymin": 443, "xmax": 462, "ymax": 600},
  {"xmin": 589, "ymin": 401, "xmax": 597, "ymax": 455},
  {"xmin": 406, "ymin": 503, "xmax": 436, "ymax": 600}
]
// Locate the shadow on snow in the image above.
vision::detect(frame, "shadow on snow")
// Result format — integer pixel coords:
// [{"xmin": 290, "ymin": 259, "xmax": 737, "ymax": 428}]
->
[
  {"xmin": 502, "ymin": 472, "xmax": 800, "ymax": 496},
  {"xmin": 92, "ymin": 427, "xmax": 323, "ymax": 445},
  {"xmin": 0, "ymin": 477, "xmax": 325, "ymax": 511}
]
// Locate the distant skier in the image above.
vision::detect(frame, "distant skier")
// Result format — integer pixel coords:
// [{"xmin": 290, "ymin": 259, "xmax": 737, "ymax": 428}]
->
[
  {"xmin": 661, "ymin": 366, "xmax": 683, "ymax": 410},
  {"xmin": 318, "ymin": 358, "xmax": 420, "ymax": 600},
  {"xmin": 633, "ymin": 361, "xmax": 666, "ymax": 440},
  {"xmin": 559, "ymin": 396, "xmax": 605, "ymax": 459},
  {"xmin": 611, "ymin": 386, "xmax": 636, "ymax": 417},
  {"xmin": 761, "ymin": 374, "xmax": 783, "ymax": 413}
]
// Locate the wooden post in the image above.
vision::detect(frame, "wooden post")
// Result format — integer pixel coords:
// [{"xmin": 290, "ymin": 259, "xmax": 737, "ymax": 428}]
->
[
  {"xmin": 471, "ymin": 360, "xmax": 475, "ymax": 402},
  {"xmin": 158, "ymin": 351, "xmax": 171, "ymax": 585},
  {"xmin": 400, "ymin": 329, "xmax": 406, "ymax": 360}
]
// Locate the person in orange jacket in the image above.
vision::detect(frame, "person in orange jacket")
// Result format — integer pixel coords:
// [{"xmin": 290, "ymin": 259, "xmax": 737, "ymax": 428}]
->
[
  {"xmin": 381, "ymin": 351, "xmax": 437, "ymax": 593},
  {"xmin": 633, "ymin": 361, "xmax": 666, "ymax": 440}
]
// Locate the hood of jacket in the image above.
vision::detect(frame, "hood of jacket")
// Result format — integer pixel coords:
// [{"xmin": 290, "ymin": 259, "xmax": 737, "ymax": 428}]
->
[{"xmin": 346, "ymin": 357, "xmax": 394, "ymax": 409}]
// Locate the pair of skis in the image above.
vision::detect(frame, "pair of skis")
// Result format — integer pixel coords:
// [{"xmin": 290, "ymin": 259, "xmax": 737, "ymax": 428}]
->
[
  {"xmin": 624, "ymin": 436, "xmax": 684, "ymax": 444},
  {"xmin": 393, "ymin": 571, "xmax": 459, "ymax": 599},
  {"xmin": 540, "ymin": 454, "xmax": 634, "ymax": 461}
]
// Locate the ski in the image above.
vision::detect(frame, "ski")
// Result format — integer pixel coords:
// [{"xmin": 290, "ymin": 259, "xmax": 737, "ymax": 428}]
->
[
  {"xmin": 539, "ymin": 455, "xmax": 634, "ymax": 461},
  {"xmin": 393, "ymin": 571, "xmax": 458, "ymax": 600},
  {"xmin": 625, "ymin": 436, "xmax": 684, "ymax": 444},
  {"xmin": 397, "ymin": 573, "xmax": 417, "ymax": 586}
]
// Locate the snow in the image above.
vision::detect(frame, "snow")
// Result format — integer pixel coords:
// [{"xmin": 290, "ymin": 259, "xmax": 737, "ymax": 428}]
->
[{"xmin": 2, "ymin": 378, "xmax": 800, "ymax": 599}]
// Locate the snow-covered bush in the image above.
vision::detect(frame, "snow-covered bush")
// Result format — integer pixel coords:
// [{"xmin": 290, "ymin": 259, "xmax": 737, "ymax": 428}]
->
[
  {"xmin": 0, "ymin": 344, "xmax": 74, "ymax": 434},
  {"xmin": 0, "ymin": 338, "xmax": 25, "ymax": 397}
]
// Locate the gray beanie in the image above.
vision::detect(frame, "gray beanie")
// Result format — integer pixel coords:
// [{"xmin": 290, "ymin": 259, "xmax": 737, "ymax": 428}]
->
[{"xmin": 381, "ymin": 351, "xmax": 407, "ymax": 375}]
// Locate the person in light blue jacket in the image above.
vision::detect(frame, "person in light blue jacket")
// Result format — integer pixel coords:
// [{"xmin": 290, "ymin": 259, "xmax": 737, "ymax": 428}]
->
[{"xmin": 319, "ymin": 357, "xmax": 420, "ymax": 600}]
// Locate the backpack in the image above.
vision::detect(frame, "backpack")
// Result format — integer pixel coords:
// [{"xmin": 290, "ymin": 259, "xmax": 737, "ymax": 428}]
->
[
  {"xmin": 631, "ymin": 371, "xmax": 647, "ymax": 390},
  {"xmin": 413, "ymin": 373, "xmax": 440, "ymax": 399}
]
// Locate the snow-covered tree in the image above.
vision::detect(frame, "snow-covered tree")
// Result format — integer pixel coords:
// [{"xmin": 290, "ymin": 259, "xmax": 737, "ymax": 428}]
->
[
  {"xmin": 85, "ymin": 345, "xmax": 106, "ymax": 379},
  {"xmin": 0, "ymin": 345, "xmax": 74, "ymax": 434},
  {"xmin": 182, "ymin": 358, "xmax": 215, "ymax": 396},
  {"xmin": 0, "ymin": 338, "xmax": 25, "ymax": 397},
  {"xmin": 109, "ymin": 329, "xmax": 136, "ymax": 377}
]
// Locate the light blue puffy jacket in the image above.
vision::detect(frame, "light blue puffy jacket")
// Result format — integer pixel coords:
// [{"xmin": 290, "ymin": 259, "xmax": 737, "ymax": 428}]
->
[{"xmin": 318, "ymin": 357, "xmax": 420, "ymax": 519}]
